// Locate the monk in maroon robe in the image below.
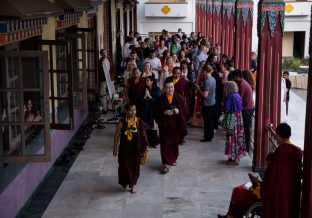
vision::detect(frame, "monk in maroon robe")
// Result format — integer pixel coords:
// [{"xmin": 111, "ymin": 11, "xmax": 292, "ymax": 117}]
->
[
  {"xmin": 113, "ymin": 103, "xmax": 148, "ymax": 194},
  {"xmin": 165, "ymin": 67, "xmax": 190, "ymax": 118},
  {"xmin": 261, "ymin": 123, "xmax": 302, "ymax": 218},
  {"xmin": 126, "ymin": 68, "xmax": 146, "ymax": 115},
  {"xmin": 153, "ymin": 80, "xmax": 187, "ymax": 174}
]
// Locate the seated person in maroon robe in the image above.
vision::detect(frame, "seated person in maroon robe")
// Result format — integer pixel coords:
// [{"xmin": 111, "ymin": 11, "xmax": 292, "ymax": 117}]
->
[
  {"xmin": 153, "ymin": 80, "xmax": 187, "ymax": 174},
  {"xmin": 126, "ymin": 68, "xmax": 146, "ymax": 116},
  {"xmin": 165, "ymin": 67, "xmax": 190, "ymax": 119},
  {"xmin": 113, "ymin": 103, "xmax": 148, "ymax": 194},
  {"xmin": 261, "ymin": 123, "xmax": 302, "ymax": 218},
  {"xmin": 218, "ymin": 123, "xmax": 302, "ymax": 218},
  {"xmin": 218, "ymin": 172, "xmax": 261, "ymax": 218}
]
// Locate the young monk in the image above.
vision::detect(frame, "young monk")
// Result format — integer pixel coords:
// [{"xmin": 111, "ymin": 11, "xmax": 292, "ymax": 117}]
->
[
  {"xmin": 113, "ymin": 103, "xmax": 149, "ymax": 194},
  {"xmin": 153, "ymin": 80, "xmax": 187, "ymax": 174}
]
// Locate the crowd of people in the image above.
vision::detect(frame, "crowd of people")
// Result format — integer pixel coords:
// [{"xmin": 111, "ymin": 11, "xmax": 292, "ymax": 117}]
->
[{"xmin": 100, "ymin": 29, "xmax": 302, "ymax": 218}]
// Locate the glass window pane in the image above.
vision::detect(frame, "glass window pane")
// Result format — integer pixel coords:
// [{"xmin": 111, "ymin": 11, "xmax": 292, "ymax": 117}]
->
[
  {"xmin": 57, "ymin": 73, "xmax": 69, "ymax": 97},
  {"xmin": 0, "ymin": 56, "xmax": 19, "ymax": 88},
  {"xmin": 51, "ymin": 99, "xmax": 70, "ymax": 124},
  {"xmin": 22, "ymin": 57, "xmax": 43, "ymax": 88},
  {"xmin": 3, "ymin": 125, "xmax": 21, "ymax": 156},
  {"xmin": 1, "ymin": 91, "xmax": 21, "ymax": 122},
  {"xmin": 24, "ymin": 125, "xmax": 45, "ymax": 155},
  {"xmin": 24, "ymin": 91, "xmax": 44, "ymax": 122}
]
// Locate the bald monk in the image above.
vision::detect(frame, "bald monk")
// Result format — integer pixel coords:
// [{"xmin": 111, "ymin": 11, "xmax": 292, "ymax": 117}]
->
[
  {"xmin": 153, "ymin": 80, "xmax": 187, "ymax": 174},
  {"xmin": 165, "ymin": 67, "xmax": 190, "ymax": 119}
]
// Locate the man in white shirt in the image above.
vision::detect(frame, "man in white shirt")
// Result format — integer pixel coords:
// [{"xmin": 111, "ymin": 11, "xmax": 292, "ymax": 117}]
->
[
  {"xmin": 99, "ymin": 49, "xmax": 113, "ymax": 113},
  {"xmin": 195, "ymin": 45, "xmax": 208, "ymax": 73},
  {"xmin": 144, "ymin": 49, "xmax": 162, "ymax": 80},
  {"xmin": 122, "ymin": 37, "xmax": 133, "ymax": 68}
]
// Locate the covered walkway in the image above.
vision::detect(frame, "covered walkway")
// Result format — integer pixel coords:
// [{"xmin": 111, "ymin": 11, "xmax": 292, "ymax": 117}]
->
[{"xmin": 42, "ymin": 118, "xmax": 251, "ymax": 218}]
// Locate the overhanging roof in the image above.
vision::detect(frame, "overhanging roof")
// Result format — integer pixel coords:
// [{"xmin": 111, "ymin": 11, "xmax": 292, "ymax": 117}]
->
[
  {"xmin": 0, "ymin": 0, "xmax": 62, "ymax": 19},
  {"xmin": 54, "ymin": 0, "xmax": 94, "ymax": 12}
]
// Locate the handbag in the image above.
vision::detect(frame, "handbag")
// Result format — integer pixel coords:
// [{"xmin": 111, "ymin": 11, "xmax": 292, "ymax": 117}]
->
[
  {"xmin": 221, "ymin": 96, "xmax": 237, "ymax": 131},
  {"xmin": 221, "ymin": 112, "xmax": 237, "ymax": 130},
  {"xmin": 136, "ymin": 117, "xmax": 148, "ymax": 165},
  {"xmin": 140, "ymin": 149, "xmax": 148, "ymax": 165}
]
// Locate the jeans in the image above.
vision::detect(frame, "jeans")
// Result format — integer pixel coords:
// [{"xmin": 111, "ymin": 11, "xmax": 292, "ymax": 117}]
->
[
  {"xmin": 242, "ymin": 108, "xmax": 255, "ymax": 152},
  {"xmin": 201, "ymin": 105, "xmax": 215, "ymax": 140}
]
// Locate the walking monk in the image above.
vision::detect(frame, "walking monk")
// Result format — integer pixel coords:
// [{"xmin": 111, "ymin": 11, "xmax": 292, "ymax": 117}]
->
[
  {"xmin": 113, "ymin": 103, "xmax": 149, "ymax": 194},
  {"xmin": 153, "ymin": 80, "xmax": 187, "ymax": 174},
  {"xmin": 165, "ymin": 67, "xmax": 190, "ymax": 119}
]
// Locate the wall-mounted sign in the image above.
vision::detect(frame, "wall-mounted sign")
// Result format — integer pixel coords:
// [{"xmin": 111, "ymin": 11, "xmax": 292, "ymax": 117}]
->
[
  {"xmin": 284, "ymin": 2, "xmax": 310, "ymax": 16},
  {"xmin": 145, "ymin": 3, "xmax": 188, "ymax": 17}
]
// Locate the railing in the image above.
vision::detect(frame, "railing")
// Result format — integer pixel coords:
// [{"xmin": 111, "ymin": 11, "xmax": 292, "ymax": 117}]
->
[
  {"xmin": 249, "ymin": 116, "xmax": 278, "ymax": 160},
  {"xmin": 266, "ymin": 124, "xmax": 278, "ymax": 153},
  {"xmin": 249, "ymin": 111, "xmax": 255, "ymax": 159}
]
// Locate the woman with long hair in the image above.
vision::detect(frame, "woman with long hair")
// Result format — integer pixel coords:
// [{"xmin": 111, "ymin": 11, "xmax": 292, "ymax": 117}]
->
[
  {"xmin": 242, "ymin": 69, "xmax": 255, "ymax": 91},
  {"xmin": 160, "ymin": 56, "xmax": 174, "ymax": 90},
  {"xmin": 141, "ymin": 75, "xmax": 161, "ymax": 147},
  {"xmin": 178, "ymin": 50, "xmax": 190, "ymax": 64},
  {"xmin": 123, "ymin": 59, "xmax": 137, "ymax": 86}
]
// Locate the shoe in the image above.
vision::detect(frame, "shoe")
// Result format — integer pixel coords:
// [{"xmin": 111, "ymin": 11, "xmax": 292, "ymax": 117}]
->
[
  {"xmin": 200, "ymin": 138, "xmax": 212, "ymax": 142},
  {"xmin": 161, "ymin": 166, "xmax": 170, "ymax": 174},
  {"xmin": 217, "ymin": 215, "xmax": 227, "ymax": 218}
]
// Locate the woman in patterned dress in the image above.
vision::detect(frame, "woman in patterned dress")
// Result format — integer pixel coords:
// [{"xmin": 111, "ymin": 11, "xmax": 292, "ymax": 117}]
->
[{"xmin": 223, "ymin": 81, "xmax": 246, "ymax": 165}]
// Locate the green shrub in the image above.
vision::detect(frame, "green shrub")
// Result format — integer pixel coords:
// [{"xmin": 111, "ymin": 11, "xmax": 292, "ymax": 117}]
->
[{"xmin": 282, "ymin": 57, "xmax": 301, "ymax": 72}]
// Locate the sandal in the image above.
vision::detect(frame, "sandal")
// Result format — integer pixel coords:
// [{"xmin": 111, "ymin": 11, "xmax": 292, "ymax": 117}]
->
[
  {"xmin": 130, "ymin": 185, "xmax": 137, "ymax": 194},
  {"xmin": 171, "ymin": 162, "xmax": 177, "ymax": 166},
  {"xmin": 161, "ymin": 166, "xmax": 170, "ymax": 174}
]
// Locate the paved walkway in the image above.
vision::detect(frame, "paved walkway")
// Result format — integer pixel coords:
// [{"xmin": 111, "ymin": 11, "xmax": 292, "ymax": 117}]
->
[
  {"xmin": 43, "ymin": 122, "xmax": 252, "ymax": 218},
  {"xmin": 42, "ymin": 89, "xmax": 306, "ymax": 218},
  {"xmin": 281, "ymin": 89, "xmax": 306, "ymax": 149}
]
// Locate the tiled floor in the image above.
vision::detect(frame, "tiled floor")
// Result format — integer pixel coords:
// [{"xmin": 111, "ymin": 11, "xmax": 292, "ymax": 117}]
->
[{"xmin": 43, "ymin": 123, "xmax": 252, "ymax": 218}]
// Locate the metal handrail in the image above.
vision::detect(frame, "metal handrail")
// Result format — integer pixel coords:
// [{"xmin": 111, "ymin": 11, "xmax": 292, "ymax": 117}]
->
[{"xmin": 266, "ymin": 124, "xmax": 278, "ymax": 150}]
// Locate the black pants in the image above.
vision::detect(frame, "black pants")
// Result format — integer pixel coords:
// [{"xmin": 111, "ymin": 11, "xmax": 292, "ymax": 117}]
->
[
  {"xmin": 201, "ymin": 105, "xmax": 215, "ymax": 140},
  {"xmin": 286, "ymin": 99, "xmax": 289, "ymax": 115},
  {"xmin": 213, "ymin": 99, "xmax": 221, "ymax": 130},
  {"xmin": 242, "ymin": 108, "xmax": 255, "ymax": 152}
]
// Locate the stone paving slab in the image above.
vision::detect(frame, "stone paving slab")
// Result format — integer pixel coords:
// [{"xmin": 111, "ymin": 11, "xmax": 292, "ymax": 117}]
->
[{"xmin": 43, "ymin": 118, "xmax": 253, "ymax": 218}]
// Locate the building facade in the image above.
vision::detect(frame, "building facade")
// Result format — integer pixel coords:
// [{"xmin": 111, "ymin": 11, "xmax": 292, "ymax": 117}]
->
[{"xmin": 251, "ymin": 0, "xmax": 312, "ymax": 58}]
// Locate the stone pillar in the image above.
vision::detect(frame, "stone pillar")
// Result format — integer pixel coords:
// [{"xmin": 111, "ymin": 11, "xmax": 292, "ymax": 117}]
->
[
  {"xmin": 253, "ymin": 0, "xmax": 284, "ymax": 170},
  {"xmin": 221, "ymin": 0, "xmax": 236, "ymax": 57},
  {"xmin": 301, "ymin": 8, "xmax": 312, "ymax": 218},
  {"xmin": 234, "ymin": 0, "xmax": 253, "ymax": 69},
  {"xmin": 212, "ymin": 0, "xmax": 222, "ymax": 46}
]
